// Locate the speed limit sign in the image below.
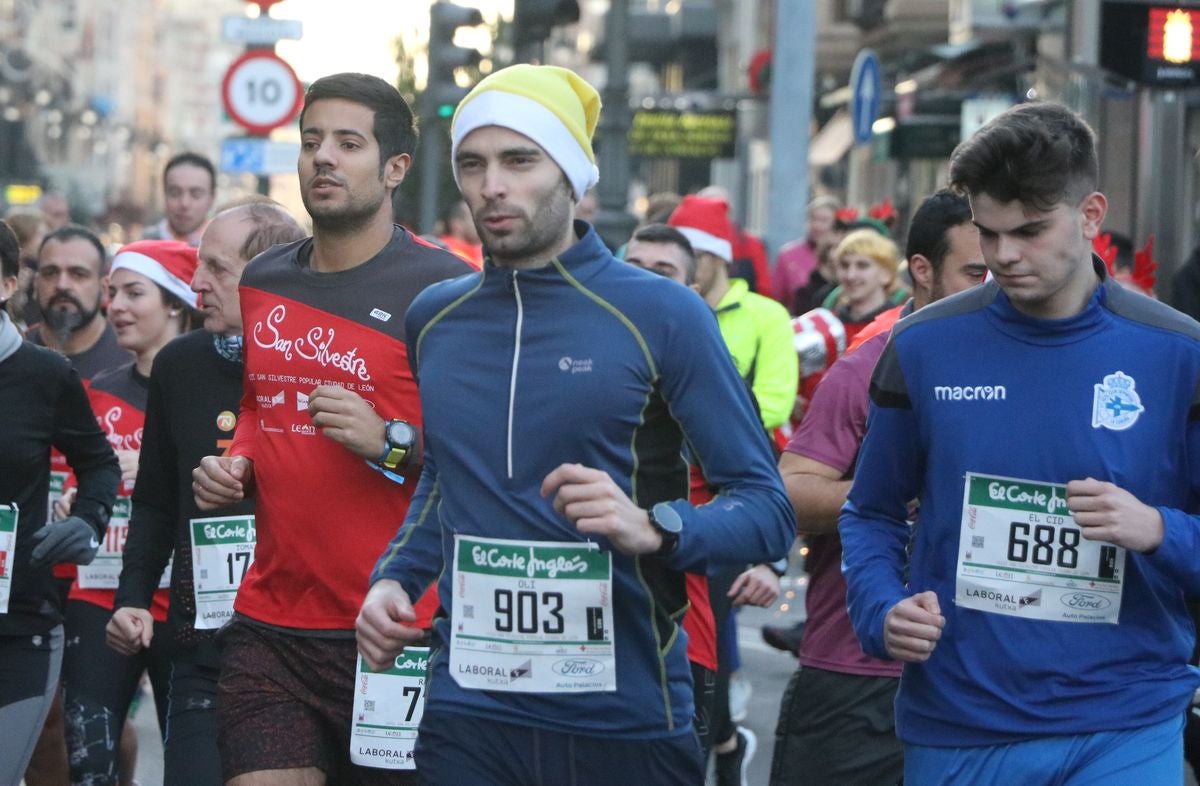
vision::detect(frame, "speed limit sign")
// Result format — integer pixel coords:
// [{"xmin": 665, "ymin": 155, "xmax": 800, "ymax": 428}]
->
[{"xmin": 222, "ymin": 51, "xmax": 303, "ymax": 135}]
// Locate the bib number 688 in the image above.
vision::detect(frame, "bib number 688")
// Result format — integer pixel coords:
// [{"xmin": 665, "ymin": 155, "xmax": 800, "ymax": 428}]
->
[{"xmin": 1007, "ymin": 522, "xmax": 1080, "ymax": 569}]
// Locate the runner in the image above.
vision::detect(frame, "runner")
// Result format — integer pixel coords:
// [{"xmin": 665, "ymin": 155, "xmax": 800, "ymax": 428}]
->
[
  {"xmin": 356, "ymin": 63, "xmax": 793, "ymax": 786},
  {"xmin": 60, "ymin": 240, "xmax": 199, "ymax": 785},
  {"xmin": 191, "ymin": 73, "xmax": 471, "ymax": 785},
  {"xmin": 841, "ymin": 101, "xmax": 1200, "ymax": 784},
  {"xmin": 0, "ymin": 218, "xmax": 120, "ymax": 785},
  {"xmin": 109, "ymin": 201, "xmax": 305, "ymax": 786},
  {"xmin": 770, "ymin": 190, "xmax": 985, "ymax": 786}
]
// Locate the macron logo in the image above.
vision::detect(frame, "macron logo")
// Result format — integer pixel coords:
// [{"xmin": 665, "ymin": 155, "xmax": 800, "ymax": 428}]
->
[{"xmin": 933, "ymin": 385, "xmax": 1007, "ymax": 402}]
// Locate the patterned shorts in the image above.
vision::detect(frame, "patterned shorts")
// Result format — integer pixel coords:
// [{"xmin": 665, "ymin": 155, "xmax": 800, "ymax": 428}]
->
[{"xmin": 216, "ymin": 619, "xmax": 416, "ymax": 785}]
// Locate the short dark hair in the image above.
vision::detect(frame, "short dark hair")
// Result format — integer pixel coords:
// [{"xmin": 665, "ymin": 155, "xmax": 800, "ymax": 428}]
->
[
  {"xmin": 164, "ymin": 152, "xmax": 216, "ymax": 192},
  {"xmin": 905, "ymin": 190, "xmax": 973, "ymax": 276},
  {"xmin": 39, "ymin": 225, "xmax": 107, "ymax": 273},
  {"xmin": 629, "ymin": 223, "xmax": 697, "ymax": 282},
  {"xmin": 0, "ymin": 220, "xmax": 19, "ymax": 279},
  {"xmin": 948, "ymin": 102, "xmax": 1098, "ymax": 212},
  {"xmin": 299, "ymin": 73, "xmax": 419, "ymax": 164},
  {"xmin": 632, "ymin": 223, "xmax": 695, "ymax": 258}
]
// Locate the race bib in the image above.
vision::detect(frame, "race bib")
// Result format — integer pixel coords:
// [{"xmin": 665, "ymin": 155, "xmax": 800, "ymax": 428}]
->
[
  {"xmin": 956, "ymin": 472, "xmax": 1125, "ymax": 623},
  {"xmin": 0, "ymin": 503, "xmax": 17, "ymax": 614},
  {"xmin": 349, "ymin": 648, "xmax": 429, "ymax": 770},
  {"xmin": 190, "ymin": 515, "xmax": 256, "ymax": 629},
  {"xmin": 450, "ymin": 535, "xmax": 615, "ymax": 693},
  {"xmin": 77, "ymin": 499, "xmax": 172, "ymax": 590}
]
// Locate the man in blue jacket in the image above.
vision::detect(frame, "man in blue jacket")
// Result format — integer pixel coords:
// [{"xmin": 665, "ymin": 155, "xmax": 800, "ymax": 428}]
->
[
  {"xmin": 840, "ymin": 101, "xmax": 1200, "ymax": 784},
  {"xmin": 355, "ymin": 64, "xmax": 793, "ymax": 785}
]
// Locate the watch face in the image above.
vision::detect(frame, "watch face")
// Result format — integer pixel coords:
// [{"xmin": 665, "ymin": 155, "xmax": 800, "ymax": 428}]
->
[
  {"xmin": 387, "ymin": 421, "xmax": 416, "ymax": 447},
  {"xmin": 651, "ymin": 503, "xmax": 683, "ymax": 534}
]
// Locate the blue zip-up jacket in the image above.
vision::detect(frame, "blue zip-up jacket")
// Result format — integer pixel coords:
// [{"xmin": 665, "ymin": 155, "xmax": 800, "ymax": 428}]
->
[
  {"xmin": 840, "ymin": 268, "xmax": 1200, "ymax": 747},
  {"xmin": 372, "ymin": 223, "xmax": 793, "ymax": 737}
]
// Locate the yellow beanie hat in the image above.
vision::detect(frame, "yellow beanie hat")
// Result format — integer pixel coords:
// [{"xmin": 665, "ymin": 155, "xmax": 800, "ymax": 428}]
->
[{"xmin": 451, "ymin": 64, "xmax": 601, "ymax": 202}]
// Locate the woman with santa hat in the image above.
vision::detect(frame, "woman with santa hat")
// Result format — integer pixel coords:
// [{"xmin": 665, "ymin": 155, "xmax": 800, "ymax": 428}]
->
[{"xmin": 58, "ymin": 239, "xmax": 198, "ymax": 786}]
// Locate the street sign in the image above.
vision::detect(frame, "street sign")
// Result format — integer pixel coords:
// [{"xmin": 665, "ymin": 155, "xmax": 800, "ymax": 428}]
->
[
  {"xmin": 220, "ymin": 138, "xmax": 300, "ymax": 175},
  {"xmin": 628, "ymin": 108, "xmax": 738, "ymax": 159},
  {"xmin": 221, "ymin": 51, "xmax": 303, "ymax": 135},
  {"xmin": 222, "ymin": 15, "xmax": 303, "ymax": 45},
  {"xmin": 849, "ymin": 49, "xmax": 882, "ymax": 145}
]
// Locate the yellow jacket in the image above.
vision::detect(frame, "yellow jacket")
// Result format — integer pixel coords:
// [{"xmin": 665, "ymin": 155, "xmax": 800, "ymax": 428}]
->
[{"xmin": 714, "ymin": 279, "xmax": 799, "ymax": 430}]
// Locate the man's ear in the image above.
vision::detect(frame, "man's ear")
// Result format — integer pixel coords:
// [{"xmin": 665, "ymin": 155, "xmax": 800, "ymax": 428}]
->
[
  {"xmin": 1080, "ymin": 191, "xmax": 1108, "ymax": 240},
  {"xmin": 908, "ymin": 253, "xmax": 934, "ymax": 292},
  {"xmin": 384, "ymin": 153, "xmax": 412, "ymax": 190}
]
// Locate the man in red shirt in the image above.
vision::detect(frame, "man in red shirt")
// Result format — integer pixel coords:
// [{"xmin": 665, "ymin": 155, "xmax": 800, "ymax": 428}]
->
[{"xmin": 192, "ymin": 73, "xmax": 470, "ymax": 785}]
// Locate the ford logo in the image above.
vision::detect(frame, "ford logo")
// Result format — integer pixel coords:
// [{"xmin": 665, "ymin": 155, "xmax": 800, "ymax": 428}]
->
[
  {"xmin": 552, "ymin": 658, "xmax": 604, "ymax": 676},
  {"xmin": 1059, "ymin": 592, "xmax": 1111, "ymax": 610}
]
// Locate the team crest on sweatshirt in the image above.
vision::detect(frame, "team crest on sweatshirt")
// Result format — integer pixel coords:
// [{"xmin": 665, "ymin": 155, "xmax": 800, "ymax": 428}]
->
[{"xmin": 1091, "ymin": 371, "xmax": 1144, "ymax": 431}]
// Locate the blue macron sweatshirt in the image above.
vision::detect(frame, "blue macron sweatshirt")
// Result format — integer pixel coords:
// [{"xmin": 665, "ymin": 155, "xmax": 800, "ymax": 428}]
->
[{"xmin": 840, "ymin": 269, "xmax": 1200, "ymax": 747}]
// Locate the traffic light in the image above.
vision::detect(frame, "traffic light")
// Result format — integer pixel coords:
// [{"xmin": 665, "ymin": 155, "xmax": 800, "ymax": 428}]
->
[
  {"xmin": 512, "ymin": 0, "xmax": 580, "ymax": 50},
  {"xmin": 428, "ymin": 1, "xmax": 484, "ymax": 118}
]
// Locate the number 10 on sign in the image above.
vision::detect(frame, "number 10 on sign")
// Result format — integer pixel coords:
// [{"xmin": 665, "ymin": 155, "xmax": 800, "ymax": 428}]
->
[{"xmin": 221, "ymin": 50, "xmax": 303, "ymax": 135}]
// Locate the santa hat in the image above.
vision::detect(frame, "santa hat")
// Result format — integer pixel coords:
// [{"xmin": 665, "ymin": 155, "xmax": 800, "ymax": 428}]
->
[
  {"xmin": 110, "ymin": 240, "xmax": 199, "ymax": 309},
  {"xmin": 667, "ymin": 195, "xmax": 734, "ymax": 263},
  {"xmin": 451, "ymin": 64, "xmax": 601, "ymax": 202}
]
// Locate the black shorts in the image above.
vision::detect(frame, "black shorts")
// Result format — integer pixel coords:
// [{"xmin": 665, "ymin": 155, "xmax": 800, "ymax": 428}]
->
[
  {"xmin": 216, "ymin": 619, "xmax": 416, "ymax": 785},
  {"xmin": 769, "ymin": 666, "xmax": 902, "ymax": 786}
]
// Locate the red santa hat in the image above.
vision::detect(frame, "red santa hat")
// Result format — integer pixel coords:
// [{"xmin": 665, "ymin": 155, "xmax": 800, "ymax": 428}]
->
[
  {"xmin": 667, "ymin": 195, "xmax": 734, "ymax": 263},
  {"xmin": 110, "ymin": 240, "xmax": 199, "ymax": 310}
]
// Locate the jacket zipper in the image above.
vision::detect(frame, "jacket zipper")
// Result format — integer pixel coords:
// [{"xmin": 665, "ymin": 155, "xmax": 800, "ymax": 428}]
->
[{"xmin": 507, "ymin": 271, "xmax": 523, "ymax": 479}]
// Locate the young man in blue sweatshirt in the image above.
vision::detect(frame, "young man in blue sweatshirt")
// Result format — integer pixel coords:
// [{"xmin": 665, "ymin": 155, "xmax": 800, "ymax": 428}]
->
[
  {"xmin": 840, "ymin": 101, "xmax": 1200, "ymax": 784},
  {"xmin": 355, "ymin": 65, "xmax": 793, "ymax": 785}
]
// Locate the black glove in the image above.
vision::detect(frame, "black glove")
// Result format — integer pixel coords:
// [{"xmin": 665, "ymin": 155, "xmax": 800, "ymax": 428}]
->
[{"xmin": 29, "ymin": 516, "xmax": 101, "ymax": 568}]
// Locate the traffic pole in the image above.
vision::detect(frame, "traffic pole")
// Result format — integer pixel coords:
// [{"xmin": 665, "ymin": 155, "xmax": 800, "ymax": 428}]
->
[
  {"xmin": 765, "ymin": 0, "xmax": 816, "ymax": 259},
  {"xmin": 592, "ymin": 0, "xmax": 637, "ymax": 251}
]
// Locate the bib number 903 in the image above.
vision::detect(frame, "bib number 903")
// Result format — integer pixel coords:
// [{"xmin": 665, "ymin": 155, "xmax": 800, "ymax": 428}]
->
[
  {"xmin": 494, "ymin": 589, "xmax": 565, "ymax": 634},
  {"xmin": 1007, "ymin": 522, "xmax": 1080, "ymax": 568}
]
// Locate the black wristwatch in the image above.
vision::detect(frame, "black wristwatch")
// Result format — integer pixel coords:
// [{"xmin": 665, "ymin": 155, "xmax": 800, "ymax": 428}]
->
[
  {"xmin": 378, "ymin": 419, "xmax": 419, "ymax": 471},
  {"xmin": 648, "ymin": 502, "xmax": 683, "ymax": 557}
]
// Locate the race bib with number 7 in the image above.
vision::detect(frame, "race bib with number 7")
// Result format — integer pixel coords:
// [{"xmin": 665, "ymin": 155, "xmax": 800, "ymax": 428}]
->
[{"xmin": 350, "ymin": 648, "xmax": 429, "ymax": 770}]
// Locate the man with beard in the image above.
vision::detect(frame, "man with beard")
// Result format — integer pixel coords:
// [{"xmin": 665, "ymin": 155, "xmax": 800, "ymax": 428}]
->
[
  {"xmin": 22, "ymin": 225, "xmax": 131, "ymax": 786},
  {"xmin": 191, "ymin": 73, "xmax": 470, "ymax": 786},
  {"xmin": 356, "ymin": 64, "xmax": 792, "ymax": 785},
  {"xmin": 28, "ymin": 226, "xmax": 131, "ymax": 379}
]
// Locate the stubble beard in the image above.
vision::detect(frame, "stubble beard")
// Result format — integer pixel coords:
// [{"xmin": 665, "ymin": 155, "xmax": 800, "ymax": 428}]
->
[
  {"xmin": 305, "ymin": 195, "xmax": 384, "ymax": 236},
  {"xmin": 303, "ymin": 169, "xmax": 387, "ymax": 237},
  {"xmin": 478, "ymin": 182, "xmax": 574, "ymax": 268}
]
